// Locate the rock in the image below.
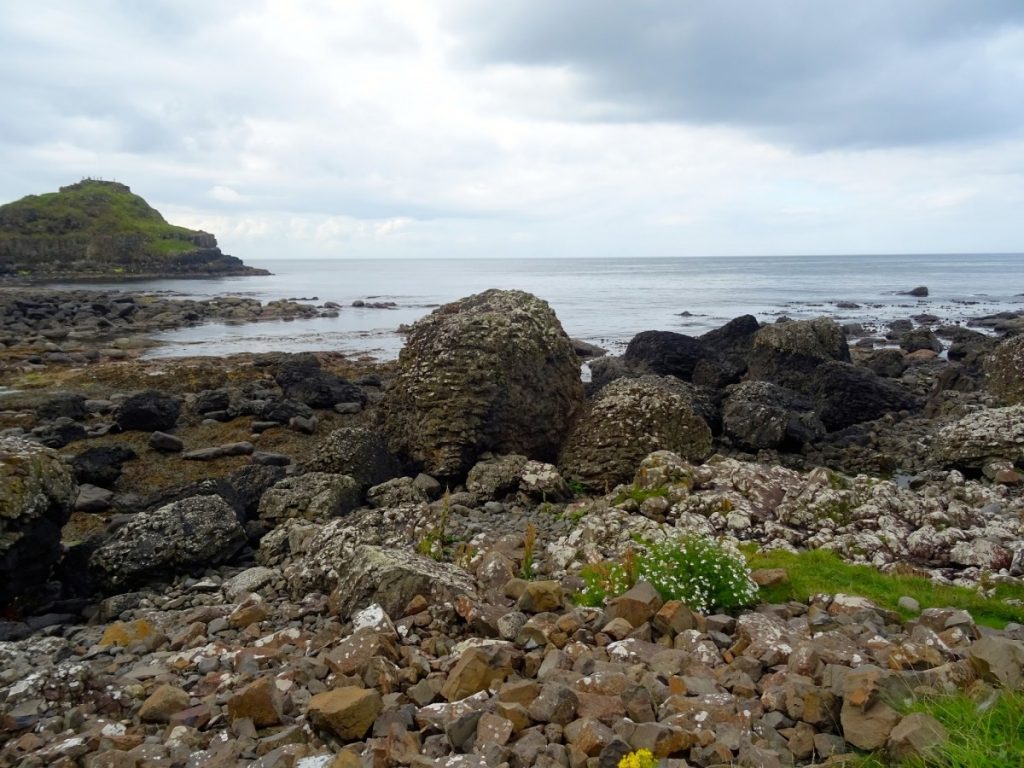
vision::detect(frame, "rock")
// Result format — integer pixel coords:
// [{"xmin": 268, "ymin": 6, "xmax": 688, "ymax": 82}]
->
[
  {"xmin": 812, "ymin": 361, "xmax": 918, "ymax": 431},
  {"xmin": 75, "ymin": 483, "xmax": 113, "ymax": 512},
  {"xmin": 862, "ymin": 348, "xmax": 907, "ymax": 378},
  {"xmin": 258, "ymin": 473, "xmax": 361, "ymax": 522},
  {"xmin": 0, "ymin": 436, "xmax": 77, "ymax": 608},
  {"xmin": 100, "ymin": 618, "xmax": 155, "ymax": 646},
  {"xmin": 326, "ymin": 545, "xmax": 477, "ymax": 620},
  {"xmin": 887, "ymin": 712, "xmax": 948, "ymax": 763},
  {"xmin": 139, "ymin": 684, "xmax": 190, "ymax": 723},
  {"xmin": 559, "ymin": 375, "xmax": 712, "ymax": 490},
  {"xmin": 604, "ymin": 581, "xmax": 663, "ymax": 628},
  {"xmin": 149, "ymin": 431, "xmax": 184, "ymax": 452},
  {"xmin": 365, "ymin": 476, "xmax": 428, "ymax": 508},
  {"xmin": 901, "ymin": 286, "xmax": 929, "ymax": 297},
  {"xmin": 274, "ymin": 355, "xmax": 367, "ymax": 409},
  {"xmin": 528, "ymin": 683, "xmax": 578, "ymax": 724},
  {"xmin": 747, "ymin": 316, "xmax": 851, "ymax": 388},
  {"xmin": 441, "ymin": 642, "xmax": 520, "ymax": 701},
  {"xmin": 623, "ymin": 330, "xmax": 740, "ymax": 387},
  {"xmin": 466, "ymin": 454, "xmax": 528, "ymax": 499},
  {"xmin": 969, "ymin": 636, "xmax": 1024, "ymax": 689},
  {"xmin": 114, "ymin": 390, "xmax": 181, "ymax": 432},
  {"xmin": 517, "ymin": 581, "xmax": 564, "ymax": 613},
  {"xmin": 182, "ymin": 441, "xmax": 254, "ymax": 460},
  {"xmin": 900, "ymin": 328, "xmax": 942, "ymax": 354},
  {"xmin": 985, "ymin": 335, "xmax": 1024, "ymax": 405},
  {"xmin": 933, "ymin": 406, "xmax": 1024, "ymax": 467},
  {"xmin": 840, "ymin": 666, "xmax": 904, "ymax": 750},
  {"xmin": 722, "ymin": 381, "xmax": 824, "ymax": 451},
  {"xmin": 69, "ymin": 445, "xmax": 136, "ymax": 486},
  {"xmin": 699, "ymin": 314, "xmax": 760, "ymax": 373},
  {"xmin": 381, "ymin": 289, "xmax": 584, "ymax": 479},
  {"xmin": 88, "ymin": 495, "xmax": 246, "ymax": 591},
  {"xmin": 227, "ymin": 676, "xmax": 283, "ymax": 728},
  {"xmin": 307, "ymin": 687, "xmax": 382, "ymax": 740},
  {"xmin": 305, "ymin": 426, "xmax": 404, "ymax": 490},
  {"xmin": 35, "ymin": 393, "xmax": 87, "ymax": 421}
]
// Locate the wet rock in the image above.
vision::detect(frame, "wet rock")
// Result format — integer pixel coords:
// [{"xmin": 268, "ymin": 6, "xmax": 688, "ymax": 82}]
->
[
  {"xmin": 559, "ymin": 375, "xmax": 712, "ymax": 490},
  {"xmin": 699, "ymin": 314, "xmax": 761, "ymax": 374},
  {"xmin": 813, "ymin": 361, "xmax": 918, "ymax": 431},
  {"xmin": 89, "ymin": 494, "xmax": 246, "ymax": 591},
  {"xmin": 901, "ymin": 286, "xmax": 929, "ymax": 297},
  {"xmin": 0, "ymin": 436, "xmax": 77, "ymax": 608},
  {"xmin": 900, "ymin": 328, "xmax": 942, "ymax": 354},
  {"xmin": 382, "ymin": 289, "xmax": 584, "ymax": 479},
  {"xmin": 623, "ymin": 330, "xmax": 740, "ymax": 387},
  {"xmin": 114, "ymin": 390, "xmax": 181, "ymax": 432},
  {"xmin": 747, "ymin": 316, "xmax": 850, "ymax": 389}
]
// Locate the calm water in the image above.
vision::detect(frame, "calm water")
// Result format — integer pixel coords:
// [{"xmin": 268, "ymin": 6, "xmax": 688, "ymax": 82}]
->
[{"xmin": 47, "ymin": 254, "xmax": 1024, "ymax": 360}]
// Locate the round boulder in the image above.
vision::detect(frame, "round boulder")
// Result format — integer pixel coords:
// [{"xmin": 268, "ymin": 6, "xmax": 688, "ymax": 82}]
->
[
  {"xmin": 812, "ymin": 361, "xmax": 919, "ymax": 431},
  {"xmin": 0, "ymin": 437, "xmax": 77, "ymax": 608},
  {"xmin": 88, "ymin": 494, "xmax": 246, "ymax": 591},
  {"xmin": 747, "ymin": 317, "xmax": 850, "ymax": 389},
  {"xmin": 559, "ymin": 375, "xmax": 712, "ymax": 490},
  {"xmin": 932, "ymin": 405, "xmax": 1024, "ymax": 468},
  {"xmin": 623, "ymin": 330, "xmax": 739, "ymax": 387},
  {"xmin": 899, "ymin": 328, "xmax": 942, "ymax": 354},
  {"xmin": 985, "ymin": 335, "xmax": 1024, "ymax": 405},
  {"xmin": 305, "ymin": 426, "xmax": 404, "ymax": 490},
  {"xmin": 115, "ymin": 390, "xmax": 181, "ymax": 432},
  {"xmin": 382, "ymin": 290, "xmax": 584, "ymax": 479}
]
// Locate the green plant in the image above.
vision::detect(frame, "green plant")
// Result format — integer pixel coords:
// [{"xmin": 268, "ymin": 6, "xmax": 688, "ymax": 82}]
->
[
  {"xmin": 745, "ymin": 548, "xmax": 1024, "ymax": 629},
  {"xmin": 568, "ymin": 479, "xmax": 587, "ymax": 498},
  {"xmin": 614, "ymin": 484, "xmax": 670, "ymax": 506},
  {"xmin": 521, "ymin": 522, "xmax": 538, "ymax": 580},
  {"xmin": 576, "ymin": 534, "xmax": 758, "ymax": 613},
  {"xmin": 617, "ymin": 748, "xmax": 657, "ymax": 768}
]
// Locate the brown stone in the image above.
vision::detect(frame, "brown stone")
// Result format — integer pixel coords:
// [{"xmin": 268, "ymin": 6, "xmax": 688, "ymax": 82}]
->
[
  {"xmin": 227, "ymin": 676, "xmax": 282, "ymax": 728},
  {"xmin": 840, "ymin": 666, "xmax": 903, "ymax": 750},
  {"xmin": 517, "ymin": 580, "xmax": 564, "ymax": 613},
  {"xmin": 652, "ymin": 600, "xmax": 696, "ymax": 636},
  {"xmin": 494, "ymin": 701, "xmax": 532, "ymax": 732},
  {"xmin": 751, "ymin": 568, "xmax": 788, "ymax": 587},
  {"xmin": 228, "ymin": 597, "xmax": 269, "ymax": 629},
  {"xmin": 564, "ymin": 717, "xmax": 616, "ymax": 756},
  {"xmin": 887, "ymin": 712, "xmax": 949, "ymax": 763},
  {"xmin": 326, "ymin": 630, "xmax": 400, "ymax": 677},
  {"xmin": 169, "ymin": 703, "xmax": 212, "ymax": 730},
  {"xmin": 307, "ymin": 686, "xmax": 382, "ymax": 740},
  {"xmin": 441, "ymin": 642, "xmax": 520, "ymax": 702},
  {"xmin": 138, "ymin": 684, "xmax": 190, "ymax": 723},
  {"xmin": 969, "ymin": 636, "xmax": 1024, "ymax": 690},
  {"xmin": 604, "ymin": 581, "xmax": 663, "ymax": 628},
  {"xmin": 475, "ymin": 711, "xmax": 514, "ymax": 748},
  {"xmin": 101, "ymin": 619, "xmax": 154, "ymax": 647},
  {"xmin": 527, "ymin": 682, "xmax": 578, "ymax": 724}
]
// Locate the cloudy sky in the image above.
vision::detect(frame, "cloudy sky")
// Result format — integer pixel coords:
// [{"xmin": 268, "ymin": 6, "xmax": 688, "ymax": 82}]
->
[{"xmin": 1, "ymin": 1, "xmax": 1023, "ymax": 260}]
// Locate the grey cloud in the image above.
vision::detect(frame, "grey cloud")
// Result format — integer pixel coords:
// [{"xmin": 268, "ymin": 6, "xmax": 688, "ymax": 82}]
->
[{"xmin": 446, "ymin": 0, "xmax": 1024, "ymax": 149}]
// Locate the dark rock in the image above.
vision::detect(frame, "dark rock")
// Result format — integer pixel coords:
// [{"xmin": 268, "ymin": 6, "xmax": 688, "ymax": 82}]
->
[
  {"xmin": 900, "ymin": 286, "xmax": 929, "ymax": 297},
  {"xmin": 274, "ymin": 356, "xmax": 367, "ymax": 409},
  {"xmin": 32, "ymin": 419, "xmax": 88, "ymax": 448},
  {"xmin": 623, "ymin": 330, "xmax": 740, "ymax": 387},
  {"xmin": 149, "ymin": 431, "xmax": 184, "ymax": 452},
  {"xmin": 182, "ymin": 442, "xmax": 254, "ymax": 461},
  {"xmin": 251, "ymin": 451, "xmax": 291, "ymax": 467},
  {"xmin": 305, "ymin": 426, "xmax": 404, "ymax": 490},
  {"xmin": 258, "ymin": 398, "xmax": 313, "ymax": 425},
  {"xmin": 700, "ymin": 314, "xmax": 761, "ymax": 373},
  {"xmin": 115, "ymin": 390, "xmax": 181, "ymax": 432},
  {"xmin": 227, "ymin": 463, "xmax": 287, "ymax": 519},
  {"xmin": 899, "ymin": 328, "xmax": 942, "ymax": 354},
  {"xmin": 985, "ymin": 335, "xmax": 1024, "ymax": 405},
  {"xmin": 722, "ymin": 381, "xmax": 824, "ymax": 451},
  {"xmin": 88, "ymin": 495, "xmax": 246, "ymax": 591},
  {"xmin": 75, "ymin": 484, "xmax": 114, "ymax": 512},
  {"xmin": 382, "ymin": 290, "xmax": 584, "ymax": 480},
  {"xmin": 35, "ymin": 393, "xmax": 87, "ymax": 421},
  {"xmin": 862, "ymin": 349, "xmax": 907, "ymax": 378},
  {"xmin": 193, "ymin": 389, "xmax": 231, "ymax": 415},
  {"xmin": 813, "ymin": 362, "xmax": 918, "ymax": 431},
  {"xmin": 69, "ymin": 445, "xmax": 137, "ymax": 486},
  {"xmin": 747, "ymin": 317, "xmax": 850, "ymax": 389},
  {"xmin": 0, "ymin": 437, "xmax": 77, "ymax": 609}
]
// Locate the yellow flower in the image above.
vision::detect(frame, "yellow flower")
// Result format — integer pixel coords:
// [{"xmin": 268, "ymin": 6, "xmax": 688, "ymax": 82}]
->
[{"xmin": 618, "ymin": 749, "xmax": 656, "ymax": 768}]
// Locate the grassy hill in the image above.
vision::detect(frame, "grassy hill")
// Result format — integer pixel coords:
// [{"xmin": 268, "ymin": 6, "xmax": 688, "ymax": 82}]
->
[{"xmin": 0, "ymin": 180, "xmax": 268, "ymax": 279}]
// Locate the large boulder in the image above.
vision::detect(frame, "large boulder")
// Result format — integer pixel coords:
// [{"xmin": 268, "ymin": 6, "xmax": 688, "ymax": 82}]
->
[
  {"xmin": 986, "ymin": 335, "xmax": 1024, "ymax": 405},
  {"xmin": 933, "ymin": 406, "xmax": 1024, "ymax": 468},
  {"xmin": 747, "ymin": 317, "xmax": 850, "ymax": 389},
  {"xmin": 381, "ymin": 290, "xmax": 584, "ymax": 479},
  {"xmin": 114, "ymin": 390, "xmax": 181, "ymax": 432},
  {"xmin": 69, "ymin": 445, "xmax": 137, "ymax": 487},
  {"xmin": 812, "ymin": 362, "xmax": 919, "ymax": 431},
  {"xmin": 274, "ymin": 355, "xmax": 367, "ymax": 409},
  {"xmin": 88, "ymin": 495, "xmax": 246, "ymax": 591},
  {"xmin": 559, "ymin": 376, "xmax": 712, "ymax": 490},
  {"xmin": 623, "ymin": 331, "xmax": 740, "ymax": 387},
  {"xmin": 305, "ymin": 426, "xmax": 404, "ymax": 490},
  {"xmin": 699, "ymin": 314, "xmax": 761, "ymax": 373},
  {"xmin": 257, "ymin": 472, "xmax": 361, "ymax": 522},
  {"xmin": 721, "ymin": 381, "xmax": 824, "ymax": 451},
  {"xmin": 0, "ymin": 437, "xmax": 77, "ymax": 608}
]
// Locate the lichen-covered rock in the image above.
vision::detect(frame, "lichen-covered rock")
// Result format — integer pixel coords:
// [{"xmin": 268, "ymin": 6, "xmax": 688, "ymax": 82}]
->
[
  {"xmin": 466, "ymin": 454, "xmax": 529, "ymax": 499},
  {"xmin": 986, "ymin": 335, "xmax": 1024, "ymax": 405},
  {"xmin": 366, "ymin": 477, "xmax": 428, "ymax": 508},
  {"xmin": 933, "ymin": 406, "xmax": 1024, "ymax": 467},
  {"xmin": 381, "ymin": 290, "xmax": 584, "ymax": 479},
  {"xmin": 0, "ymin": 437, "xmax": 77, "ymax": 608},
  {"xmin": 722, "ymin": 381, "xmax": 824, "ymax": 451},
  {"xmin": 559, "ymin": 376, "xmax": 712, "ymax": 490},
  {"xmin": 900, "ymin": 328, "xmax": 942, "ymax": 354},
  {"xmin": 747, "ymin": 317, "xmax": 850, "ymax": 388},
  {"xmin": 88, "ymin": 494, "xmax": 245, "ymax": 591},
  {"xmin": 257, "ymin": 472, "xmax": 361, "ymax": 522},
  {"xmin": 304, "ymin": 426, "xmax": 404, "ymax": 490}
]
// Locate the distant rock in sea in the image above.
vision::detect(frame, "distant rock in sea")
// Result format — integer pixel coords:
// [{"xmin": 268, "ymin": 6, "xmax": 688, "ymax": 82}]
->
[{"xmin": 0, "ymin": 179, "xmax": 269, "ymax": 280}]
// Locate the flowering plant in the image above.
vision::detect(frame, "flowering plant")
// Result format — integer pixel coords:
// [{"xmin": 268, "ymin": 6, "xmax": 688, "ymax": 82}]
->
[
  {"xmin": 577, "ymin": 534, "xmax": 757, "ymax": 613},
  {"xmin": 618, "ymin": 748, "xmax": 657, "ymax": 768}
]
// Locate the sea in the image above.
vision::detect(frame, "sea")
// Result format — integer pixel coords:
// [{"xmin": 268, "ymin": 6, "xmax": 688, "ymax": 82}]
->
[{"xmin": 46, "ymin": 253, "xmax": 1024, "ymax": 361}]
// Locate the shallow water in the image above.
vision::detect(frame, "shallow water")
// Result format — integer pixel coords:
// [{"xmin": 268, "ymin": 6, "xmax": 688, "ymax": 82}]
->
[{"xmin": 45, "ymin": 253, "xmax": 1024, "ymax": 360}]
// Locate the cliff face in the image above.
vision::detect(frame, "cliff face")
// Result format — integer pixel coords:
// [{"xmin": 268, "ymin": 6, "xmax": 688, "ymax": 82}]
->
[{"xmin": 0, "ymin": 180, "xmax": 269, "ymax": 279}]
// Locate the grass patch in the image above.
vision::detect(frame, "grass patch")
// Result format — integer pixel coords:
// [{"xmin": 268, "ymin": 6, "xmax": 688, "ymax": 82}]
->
[
  {"xmin": 745, "ymin": 548, "xmax": 1024, "ymax": 629},
  {"xmin": 855, "ymin": 689, "xmax": 1024, "ymax": 767},
  {"xmin": 613, "ymin": 484, "xmax": 670, "ymax": 505}
]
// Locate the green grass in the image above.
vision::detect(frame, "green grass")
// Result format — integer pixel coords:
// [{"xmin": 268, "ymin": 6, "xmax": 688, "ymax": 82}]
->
[
  {"xmin": 855, "ymin": 690, "xmax": 1024, "ymax": 767},
  {"xmin": 613, "ymin": 484, "xmax": 670, "ymax": 505},
  {"xmin": 745, "ymin": 548, "xmax": 1024, "ymax": 629}
]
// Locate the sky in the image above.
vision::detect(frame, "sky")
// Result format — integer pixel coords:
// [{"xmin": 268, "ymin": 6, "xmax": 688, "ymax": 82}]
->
[{"xmin": 1, "ymin": 1, "xmax": 1023, "ymax": 260}]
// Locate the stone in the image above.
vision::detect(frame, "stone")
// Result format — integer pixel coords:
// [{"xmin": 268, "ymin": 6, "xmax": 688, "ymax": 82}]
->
[
  {"xmin": 887, "ymin": 712, "xmax": 948, "ymax": 763},
  {"xmin": 527, "ymin": 683, "xmax": 578, "ymax": 725},
  {"xmin": 75, "ymin": 483, "xmax": 113, "ymax": 512},
  {"xmin": 88, "ymin": 494, "xmax": 246, "ymax": 591},
  {"xmin": 139, "ymin": 684, "xmax": 190, "ymax": 723},
  {"xmin": 381, "ymin": 289, "xmax": 584, "ymax": 479},
  {"xmin": 969, "ymin": 636, "xmax": 1024, "ymax": 690},
  {"xmin": 305, "ymin": 426, "xmax": 404, "ymax": 490},
  {"xmin": 274, "ymin": 355, "xmax": 367, "ymax": 409},
  {"xmin": 622, "ymin": 330, "xmax": 740, "ymax": 387},
  {"xmin": 559, "ymin": 375, "xmax": 712, "ymax": 490},
  {"xmin": 182, "ymin": 441, "xmax": 254, "ymax": 460},
  {"xmin": 0, "ymin": 436, "xmax": 76, "ymax": 608},
  {"xmin": 604, "ymin": 581, "xmax": 663, "ymax": 628},
  {"xmin": 115, "ymin": 390, "xmax": 181, "ymax": 432},
  {"xmin": 934, "ymin": 406, "xmax": 1024, "ymax": 467},
  {"xmin": 722, "ymin": 380, "xmax": 824, "ymax": 451},
  {"xmin": 747, "ymin": 316, "xmax": 850, "ymax": 388},
  {"xmin": 101, "ymin": 619, "xmax": 155, "ymax": 647},
  {"xmin": 69, "ymin": 444, "xmax": 136, "ymax": 486},
  {"xmin": 307, "ymin": 687, "xmax": 382, "ymax": 740},
  {"xmin": 840, "ymin": 666, "xmax": 904, "ymax": 750},
  {"xmin": 227, "ymin": 676, "xmax": 283, "ymax": 728},
  {"xmin": 149, "ymin": 431, "xmax": 184, "ymax": 452},
  {"xmin": 441, "ymin": 642, "xmax": 520, "ymax": 701},
  {"xmin": 986, "ymin": 335, "xmax": 1024, "ymax": 405},
  {"xmin": 517, "ymin": 581, "xmax": 564, "ymax": 614},
  {"xmin": 258, "ymin": 473, "xmax": 361, "ymax": 522}
]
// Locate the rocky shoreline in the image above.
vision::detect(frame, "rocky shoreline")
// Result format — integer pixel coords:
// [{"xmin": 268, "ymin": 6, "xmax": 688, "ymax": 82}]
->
[{"xmin": 1, "ymin": 287, "xmax": 1024, "ymax": 767}]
